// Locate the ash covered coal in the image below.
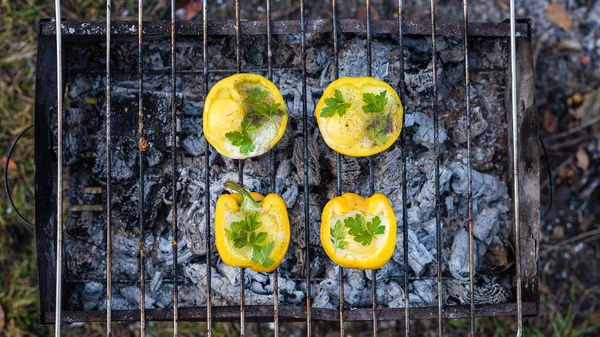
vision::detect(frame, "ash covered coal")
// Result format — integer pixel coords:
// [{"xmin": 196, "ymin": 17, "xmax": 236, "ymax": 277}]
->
[{"xmin": 58, "ymin": 31, "xmax": 515, "ymax": 312}]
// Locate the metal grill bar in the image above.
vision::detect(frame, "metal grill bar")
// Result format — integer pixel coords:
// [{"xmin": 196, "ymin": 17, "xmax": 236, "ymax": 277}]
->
[
  {"xmin": 54, "ymin": 0, "xmax": 63, "ymax": 335},
  {"xmin": 170, "ymin": 0, "xmax": 179, "ymax": 335},
  {"xmin": 44, "ymin": 19, "xmax": 529, "ymax": 37},
  {"xmin": 330, "ymin": 1, "xmax": 344, "ymax": 335},
  {"xmin": 462, "ymin": 1, "xmax": 475, "ymax": 336},
  {"xmin": 137, "ymin": 0, "xmax": 146, "ymax": 334},
  {"xmin": 509, "ymin": 1, "xmax": 523, "ymax": 336},
  {"xmin": 44, "ymin": 2, "xmax": 534, "ymax": 332},
  {"xmin": 234, "ymin": 2, "xmax": 246, "ymax": 336},
  {"xmin": 428, "ymin": 0, "xmax": 444, "ymax": 335},
  {"xmin": 202, "ymin": 1, "xmax": 213, "ymax": 336},
  {"xmin": 264, "ymin": 0, "xmax": 280, "ymax": 335},
  {"xmin": 398, "ymin": 1, "xmax": 410, "ymax": 336},
  {"xmin": 299, "ymin": 1, "xmax": 312, "ymax": 336},
  {"xmin": 365, "ymin": 1, "xmax": 377, "ymax": 336},
  {"xmin": 105, "ymin": 0, "xmax": 113, "ymax": 335}
]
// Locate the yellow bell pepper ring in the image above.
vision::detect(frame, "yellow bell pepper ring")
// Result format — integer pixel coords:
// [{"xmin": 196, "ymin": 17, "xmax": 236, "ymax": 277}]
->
[
  {"xmin": 214, "ymin": 181, "xmax": 290, "ymax": 273},
  {"xmin": 320, "ymin": 193, "xmax": 397, "ymax": 270},
  {"xmin": 315, "ymin": 77, "xmax": 403, "ymax": 157},
  {"xmin": 203, "ymin": 73, "xmax": 288, "ymax": 159}
]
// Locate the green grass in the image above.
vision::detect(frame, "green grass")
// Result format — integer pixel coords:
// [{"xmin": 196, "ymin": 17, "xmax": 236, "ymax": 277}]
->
[{"xmin": 1, "ymin": 0, "xmax": 599, "ymax": 336}]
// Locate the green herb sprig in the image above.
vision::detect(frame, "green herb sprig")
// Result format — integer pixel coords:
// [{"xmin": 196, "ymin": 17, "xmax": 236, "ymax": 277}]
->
[
  {"xmin": 251, "ymin": 242, "xmax": 275, "ymax": 267},
  {"xmin": 320, "ymin": 89, "xmax": 352, "ymax": 118},
  {"xmin": 330, "ymin": 220, "xmax": 348, "ymax": 250},
  {"xmin": 226, "ymin": 87, "xmax": 282, "ymax": 154},
  {"xmin": 343, "ymin": 214, "xmax": 385, "ymax": 246},
  {"xmin": 243, "ymin": 87, "xmax": 281, "ymax": 128},
  {"xmin": 224, "ymin": 211, "xmax": 275, "ymax": 268},
  {"xmin": 225, "ymin": 119, "xmax": 255, "ymax": 154},
  {"xmin": 362, "ymin": 90, "xmax": 390, "ymax": 146}
]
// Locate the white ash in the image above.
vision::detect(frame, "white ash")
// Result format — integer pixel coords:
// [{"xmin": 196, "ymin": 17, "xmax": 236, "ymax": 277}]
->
[{"xmin": 60, "ymin": 33, "xmax": 517, "ymax": 311}]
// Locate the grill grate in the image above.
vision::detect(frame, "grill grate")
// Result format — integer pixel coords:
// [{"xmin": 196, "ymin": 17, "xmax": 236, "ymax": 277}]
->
[{"xmin": 36, "ymin": 1, "xmax": 541, "ymax": 336}]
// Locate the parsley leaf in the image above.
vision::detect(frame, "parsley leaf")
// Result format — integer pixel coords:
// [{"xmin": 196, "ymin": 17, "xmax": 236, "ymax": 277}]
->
[
  {"xmin": 243, "ymin": 87, "xmax": 281, "ymax": 129},
  {"xmin": 367, "ymin": 115, "xmax": 390, "ymax": 146},
  {"xmin": 330, "ymin": 220, "xmax": 348, "ymax": 250},
  {"xmin": 362, "ymin": 90, "xmax": 388, "ymax": 113},
  {"xmin": 362, "ymin": 90, "xmax": 391, "ymax": 146},
  {"xmin": 226, "ymin": 119, "xmax": 255, "ymax": 154},
  {"xmin": 320, "ymin": 89, "xmax": 352, "ymax": 118},
  {"xmin": 343, "ymin": 214, "xmax": 385, "ymax": 246},
  {"xmin": 225, "ymin": 212, "xmax": 268, "ymax": 249},
  {"xmin": 251, "ymin": 242, "xmax": 275, "ymax": 267}
]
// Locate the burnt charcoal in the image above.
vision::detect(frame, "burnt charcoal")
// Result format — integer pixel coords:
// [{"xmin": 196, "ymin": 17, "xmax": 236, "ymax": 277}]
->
[
  {"xmin": 64, "ymin": 30, "xmax": 515, "ymax": 311},
  {"xmin": 182, "ymin": 133, "xmax": 206, "ymax": 156}
]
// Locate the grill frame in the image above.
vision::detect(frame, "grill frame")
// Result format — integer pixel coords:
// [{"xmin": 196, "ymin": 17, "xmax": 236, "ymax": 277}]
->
[{"xmin": 34, "ymin": 14, "xmax": 539, "ymax": 331}]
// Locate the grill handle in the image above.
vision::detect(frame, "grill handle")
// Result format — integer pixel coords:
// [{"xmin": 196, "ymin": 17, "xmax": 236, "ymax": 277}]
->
[{"xmin": 4, "ymin": 123, "xmax": 35, "ymax": 228}]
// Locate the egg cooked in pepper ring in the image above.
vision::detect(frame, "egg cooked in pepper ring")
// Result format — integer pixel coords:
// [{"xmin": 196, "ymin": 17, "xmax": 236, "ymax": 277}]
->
[
  {"xmin": 204, "ymin": 74, "xmax": 288, "ymax": 159},
  {"xmin": 320, "ymin": 193, "xmax": 397, "ymax": 270},
  {"xmin": 315, "ymin": 77, "xmax": 403, "ymax": 157}
]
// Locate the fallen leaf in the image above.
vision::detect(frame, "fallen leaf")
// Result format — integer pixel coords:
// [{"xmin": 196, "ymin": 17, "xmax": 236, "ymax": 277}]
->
[
  {"xmin": 497, "ymin": 0, "xmax": 509, "ymax": 11},
  {"xmin": 568, "ymin": 108, "xmax": 580, "ymax": 119},
  {"xmin": 543, "ymin": 108, "xmax": 558, "ymax": 133},
  {"xmin": 184, "ymin": 1, "xmax": 203, "ymax": 21},
  {"xmin": 85, "ymin": 97, "xmax": 98, "ymax": 104},
  {"xmin": 550, "ymin": 226, "xmax": 565, "ymax": 240},
  {"xmin": 1, "ymin": 156, "xmax": 17, "ymax": 171},
  {"xmin": 356, "ymin": 5, "xmax": 380, "ymax": 21},
  {"xmin": 576, "ymin": 145, "xmax": 589, "ymax": 172},
  {"xmin": 545, "ymin": 3, "xmax": 573, "ymax": 32},
  {"xmin": 579, "ymin": 214, "xmax": 595, "ymax": 232},
  {"xmin": 576, "ymin": 87, "xmax": 600, "ymax": 124},
  {"xmin": 538, "ymin": 281, "xmax": 550, "ymax": 294}
]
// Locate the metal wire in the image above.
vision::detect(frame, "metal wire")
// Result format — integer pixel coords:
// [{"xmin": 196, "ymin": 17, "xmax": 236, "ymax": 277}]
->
[
  {"xmin": 170, "ymin": 0, "xmax": 179, "ymax": 334},
  {"xmin": 3, "ymin": 124, "xmax": 35, "ymax": 228},
  {"xmin": 202, "ymin": 1, "xmax": 213, "ymax": 336},
  {"xmin": 264, "ymin": 0, "xmax": 280, "ymax": 335},
  {"xmin": 137, "ymin": 0, "xmax": 146, "ymax": 334},
  {"xmin": 428, "ymin": 0, "xmax": 443, "ymax": 335},
  {"xmin": 331, "ymin": 0, "xmax": 344, "ymax": 335},
  {"xmin": 54, "ymin": 0, "xmax": 64, "ymax": 333},
  {"xmin": 462, "ymin": 1, "xmax": 475, "ymax": 336},
  {"xmin": 300, "ymin": 1, "xmax": 311, "ymax": 336},
  {"xmin": 105, "ymin": 0, "xmax": 112, "ymax": 335},
  {"xmin": 234, "ymin": 1, "xmax": 246, "ymax": 336},
  {"xmin": 398, "ymin": 1, "xmax": 410, "ymax": 335},
  {"xmin": 509, "ymin": 0, "xmax": 523, "ymax": 336},
  {"xmin": 365, "ymin": 1, "xmax": 377, "ymax": 336}
]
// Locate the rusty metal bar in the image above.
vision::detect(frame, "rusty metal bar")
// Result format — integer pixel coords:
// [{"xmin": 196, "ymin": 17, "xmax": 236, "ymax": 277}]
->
[
  {"xmin": 105, "ymin": 0, "xmax": 112, "ymax": 335},
  {"xmin": 44, "ymin": 301, "xmax": 540, "ymax": 323},
  {"xmin": 300, "ymin": 1, "xmax": 312, "ymax": 336},
  {"xmin": 509, "ymin": 1, "xmax": 523, "ymax": 336},
  {"xmin": 54, "ymin": 0, "xmax": 64, "ymax": 334},
  {"xmin": 365, "ymin": 1, "xmax": 377, "ymax": 336},
  {"xmin": 429, "ymin": 0, "xmax": 443, "ymax": 335},
  {"xmin": 462, "ymin": 1, "xmax": 475, "ymax": 336},
  {"xmin": 398, "ymin": 1, "xmax": 410, "ymax": 335},
  {"xmin": 137, "ymin": 0, "xmax": 146, "ymax": 334},
  {"xmin": 202, "ymin": 1, "xmax": 213, "ymax": 336},
  {"xmin": 170, "ymin": 0, "xmax": 179, "ymax": 335},
  {"xmin": 234, "ymin": 1, "xmax": 246, "ymax": 336},
  {"xmin": 42, "ymin": 19, "xmax": 530, "ymax": 38},
  {"xmin": 331, "ymin": 1, "xmax": 344, "ymax": 335},
  {"xmin": 264, "ymin": 0, "xmax": 280, "ymax": 335}
]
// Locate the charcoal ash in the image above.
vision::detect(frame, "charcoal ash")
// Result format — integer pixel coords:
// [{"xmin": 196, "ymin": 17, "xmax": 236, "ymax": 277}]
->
[{"xmin": 59, "ymin": 31, "xmax": 516, "ymax": 312}]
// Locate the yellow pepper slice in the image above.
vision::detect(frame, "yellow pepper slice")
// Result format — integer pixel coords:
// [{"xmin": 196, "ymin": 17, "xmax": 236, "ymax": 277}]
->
[
  {"xmin": 315, "ymin": 77, "xmax": 403, "ymax": 157},
  {"xmin": 215, "ymin": 182, "xmax": 290, "ymax": 273},
  {"xmin": 204, "ymin": 73, "xmax": 288, "ymax": 159},
  {"xmin": 320, "ymin": 193, "xmax": 396, "ymax": 270}
]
